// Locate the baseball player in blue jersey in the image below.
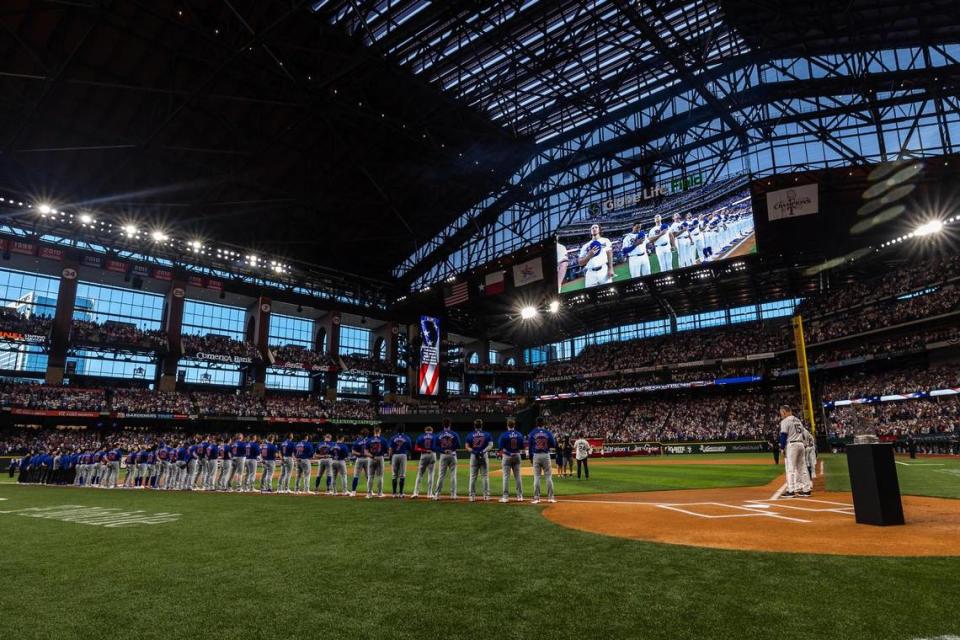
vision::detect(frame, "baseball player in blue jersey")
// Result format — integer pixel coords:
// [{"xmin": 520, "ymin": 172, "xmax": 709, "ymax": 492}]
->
[
  {"xmin": 330, "ymin": 435, "xmax": 351, "ymax": 496},
  {"xmin": 259, "ymin": 436, "xmax": 278, "ymax": 492},
  {"xmin": 388, "ymin": 426, "xmax": 413, "ymax": 498},
  {"xmin": 196, "ymin": 440, "xmax": 210, "ymax": 489},
  {"xmin": 433, "ymin": 418, "xmax": 461, "ymax": 500},
  {"xmin": 364, "ymin": 427, "xmax": 389, "ymax": 499},
  {"xmin": 203, "ymin": 441, "xmax": 220, "ymax": 491},
  {"xmin": 294, "ymin": 436, "xmax": 315, "ymax": 494},
  {"xmin": 186, "ymin": 438, "xmax": 202, "ymax": 490},
  {"xmin": 621, "ymin": 223, "xmax": 651, "ymax": 278},
  {"xmin": 349, "ymin": 428, "xmax": 370, "ymax": 497},
  {"xmin": 498, "ymin": 418, "xmax": 525, "ymax": 502},
  {"xmin": 528, "ymin": 416, "xmax": 558, "ymax": 504},
  {"xmin": 278, "ymin": 433, "xmax": 296, "ymax": 494},
  {"xmin": 411, "ymin": 426, "xmax": 437, "ymax": 499},
  {"xmin": 102, "ymin": 447, "xmax": 122, "ymax": 488},
  {"xmin": 229, "ymin": 433, "xmax": 246, "ymax": 491},
  {"xmin": 466, "ymin": 419, "xmax": 494, "ymax": 502},
  {"xmin": 123, "ymin": 449, "xmax": 140, "ymax": 488},
  {"xmin": 314, "ymin": 434, "xmax": 334, "ymax": 494},
  {"xmin": 240, "ymin": 436, "xmax": 259, "ymax": 492}
]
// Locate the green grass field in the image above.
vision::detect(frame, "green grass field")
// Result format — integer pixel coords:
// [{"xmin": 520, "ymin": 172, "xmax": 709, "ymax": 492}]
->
[
  {"xmin": 823, "ymin": 453, "xmax": 960, "ymax": 500},
  {"xmin": 2, "ymin": 455, "xmax": 959, "ymax": 640}
]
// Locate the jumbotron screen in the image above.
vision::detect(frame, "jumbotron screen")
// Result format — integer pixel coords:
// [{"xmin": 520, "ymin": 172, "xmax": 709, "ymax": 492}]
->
[{"xmin": 556, "ymin": 184, "xmax": 757, "ymax": 293}]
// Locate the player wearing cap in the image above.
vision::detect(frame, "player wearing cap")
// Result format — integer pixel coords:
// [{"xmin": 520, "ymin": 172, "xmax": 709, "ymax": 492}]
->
[
  {"xmin": 498, "ymin": 418, "xmax": 525, "ymax": 503},
  {"xmin": 466, "ymin": 419, "xmax": 494, "ymax": 502},
  {"xmin": 294, "ymin": 436, "xmax": 314, "ymax": 494},
  {"xmin": 364, "ymin": 427, "xmax": 389, "ymax": 499},
  {"xmin": 433, "ymin": 418, "xmax": 461, "ymax": 500},
  {"xmin": 349, "ymin": 428, "xmax": 370, "ymax": 497},
  {"xmin": 259, "ymin": 436, "xmax": 278, "ymax": 493},
  {"xmin": 621, "ymin": 223, "xmax": 650, "ymax": 279},
  {"xmin": 314, "ymin": 433, "xmax": 334, "ymax": 494},
  {"xmin": 227, "ymin": 434, "xmax": 244, "ymax": 491},
  {"xmin": 577, "ymin": 223, "xmax": 614, "ymax": 288},
  {"xmin": 411, "ymin": 426, "xmax": 437, "ymax": 499},
  {"xmin": 779, "ymin": 405, "xmax": 813, "ymax": 498},
  {"xmin": 649, "ymin": 214, "xmax": 674, "ymax": 274},
  {"xmin": 241, "ymin": 435, "xmax": 260, "ymax": 493},
  {"xmin": 330, "ymin": 435, "xmax": 351, "ymax": 496},
  {"xmin": 388, "ymin": 427, "xmax": 413, "ymax": 498},
  {"xmin": 528, "ymin": 416, "xmax": 558, "ymax": 504}
]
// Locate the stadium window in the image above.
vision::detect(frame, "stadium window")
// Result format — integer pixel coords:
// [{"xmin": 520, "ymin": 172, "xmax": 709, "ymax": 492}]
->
[
  {"xmin": 182, "ymin": 299, "xmax": 245, "ymax": 339},
  {"xmin": 468, "ymin": 383, "xmax": 479, "ymax": 395},
  {"xmin": 760, "ymin": 298, "xmax": 801, "ymax": 320},
  {"xmin": 66, "ymin": 353, "xmax": 156, "ymax": 381},
  {"xmin": 675, "ymin": 314, "xmax": 698, "ymax": 332},
  {"xmin": 488, "ymin": 349, "xmax": 498, "ymax": 364},
  {"xmin": 729, "ymin": 304, "xmax": 759, "ymax": 324},
  {"xmin": 339, "ymin": 324, "xmax": 371, "ymax": 356},
  {"xmin": 179, "ymin": 366, "xmax": 241, "ymax": 386},
  {"xmin": 74, "ymin": 282, "xmax": 164, "ymax": 331},
  {"xmin": 268, "ymin": 313, "xmax": 313, "ymax": 348},
  {"xmin": 0, "ymin": 268, "xmax": 61, "ymax": 374},
  {"xmin": 266, "ymin": 368, "xmax": 310, "ymax": 391},
  {"xmin": 337, "ymin": 375, "xmax": 368, "ymax": 396},
  {"xmin": 505, "ymin": 356, "xmax": 516, "ymax": 366},
  {"xmin": 468, "ymin": 351, "xmax": 480, "ymax": 365},
  {"xmin": 447, "ymin": 379, "xmax": 462, "ymax": 395}
]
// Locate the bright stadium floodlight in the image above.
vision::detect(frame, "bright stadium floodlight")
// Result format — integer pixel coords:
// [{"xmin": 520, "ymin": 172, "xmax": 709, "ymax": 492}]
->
[
  {"xmin": 548, "ymin": 300, "xmax": 560, "ymax": 314},
  {"xmin": 520, "ymin": 305, "xmax": 538, "ymax": 320},
  {"xmin": 79, "ymin": 213, "xmax": 94, "ymax": 224},
  {"xmin": 914, "ymin": 219, "xmax": 944, "ymax": 236},
  {"xmin": 37, "ymin": 204, "xmax": 52, "ymax": 214},
  {"xmin": 150, "ymin": 230, "xmax": 168, "ymax": 242},
  {"xmin": 123, "ymin": 224, "xmax": 138, "ymax": 236}
]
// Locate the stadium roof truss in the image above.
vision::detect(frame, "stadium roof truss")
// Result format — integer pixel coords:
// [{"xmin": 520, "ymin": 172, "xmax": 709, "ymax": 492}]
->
[{"xmin": 313, "ymin": 0, "xmax": 960, "ymax": 290}]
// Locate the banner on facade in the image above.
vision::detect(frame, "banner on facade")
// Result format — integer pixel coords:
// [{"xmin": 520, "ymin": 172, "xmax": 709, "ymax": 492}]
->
[{"xmin": 418, "ymin": 315, "xmax": 440, "ymax": 396}]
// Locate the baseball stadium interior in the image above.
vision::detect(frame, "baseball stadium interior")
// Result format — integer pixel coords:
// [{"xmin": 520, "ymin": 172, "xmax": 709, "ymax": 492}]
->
[{"xmin": 2, "ymin": 2, "xmax": 960, "ymax": 639}]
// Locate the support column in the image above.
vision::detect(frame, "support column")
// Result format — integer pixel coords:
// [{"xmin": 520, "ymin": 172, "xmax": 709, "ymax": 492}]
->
[
  {"xmin": 327, "ymin": 312, "xmax": 341, "ymax": 401},
  {"xmin": 157, "ymin": 279, "xmax": 186, "ymax": 392},
  {"xmin": 45, "ymin": 260, "xmax": 80, "ymax": 385}
]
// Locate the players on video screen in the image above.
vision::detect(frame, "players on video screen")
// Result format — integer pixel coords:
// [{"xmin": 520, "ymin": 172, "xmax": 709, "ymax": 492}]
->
[{"xmin": 557, "ymin": 189, "xmax": 756, "ymax": 292}]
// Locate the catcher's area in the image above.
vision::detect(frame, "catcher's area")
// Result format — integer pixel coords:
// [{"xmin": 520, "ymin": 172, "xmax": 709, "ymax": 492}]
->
[{"xmin": 543, "ymin": 458, "xmax": 960, "ymax": 557}]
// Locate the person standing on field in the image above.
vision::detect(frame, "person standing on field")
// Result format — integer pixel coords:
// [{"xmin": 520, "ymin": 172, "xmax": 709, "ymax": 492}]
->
[
  {"xmin": 259, "ymin": 435, "xmax": 278, "ymax": 493},
  {"xmin": 573, "ymin": 434, "xmax": 592, "ymax": 480},
  {"xmin": 411, "ymin": 426, "xmax": 437, "ymax": 499},
  {"xmin": 466, "ymin": 419, "xmax": 493, "ymax": 502},
  {"xmin": 528, "ymin": 416, "xmax": 557, "ymax": 504},
  {"xmin": 779, "ymin": 405, "xmax": 812, "ymax": 498},
  {"xmin": 388, "ymin": 426, "xmax": 413, "ymax": 498},
  {"xmin": 498, "ymin": 418, "xmax": 525, "ymax": 503},
  {"xmin": 433, "ymin": 418, "xmax": 461, "ymax": 500},
  {"xmin": 364, "ymin": 427, "xmax": 389, "ymax": 499},
  {"xmin": 330, "ymin": 435, "xmax": 351, "ymax": 496}
]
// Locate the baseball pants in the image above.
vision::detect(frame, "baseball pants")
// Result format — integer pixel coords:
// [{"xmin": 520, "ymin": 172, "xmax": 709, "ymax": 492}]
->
[
  {"xmin": 295, "ymin": 459, "xmax": 312, "ymax": 493},
  {"xmin": 806, "ymin": 446, "xmax": 817, "ymax": 480},
  {"xmin": 434, "ymin": 453, "xmax": 457, "ymax": 498},
  {"xmin": 468, "ymin": 453, "xmax": 490, "ymax": 499},
  {"xmin": 205, "ymin": 460, "xmax": 221, "ymax": 491},
  {"xmin": 103, "ymin": 461, "xmax": 120, "ymax": 488},
  {"xmin": 243, "ymin": 458, "xmax": 258, "ymax": 492},
  {"xmin": 654, "ymin": 244, "xmax": 672, "ymax": 272},
  {"xmin": 576, "ymin": 457, "xmax": 589, "ymax": 479},
  {"xmin": 278, "ymin": 456, "xmax": 295, "ymax": 492},
  {"xmin": 412, "ymin": 452, "xmax": 436, "ymax": 497},
  {"xmin": 74, "ymin": 464, "xmax": 85, "ymax": 486},
  {"xmin": 260, "ymin": 460, "xmax": 276, "ymax": 492},
  {"xmin": 186, "ymin": 459, "xmax": 199, "ymax": 489},
  {"xmin": 352, "ymin": 458, "xmax": 370, "ymax": 492},
  {"xmin": 532, "ymin": 453, "xmax": 555, "ymax": 501},
  {"xmin": 501, "ymin": 453, "xmax": 523, "ymax": 500},
  {"xmin": 138, "ymin": 463, "xmax": 151, "ymax": 486},
  {"xmin": 231, "ymin": 457, "xmax": 246, "ymax": 489},
  {"xmin": 627, "ymin": 254, "xmax": 651, "ymax": 279},
  {"xmin": 785, "ymin": 442, "xmax": 812, "ymax": 493},
  {"xmin": 218, "ymin": 459, "xmax": 233, "ymax": 491},
  {"xmin": 584, "ymin": 266, "xmax": 611, "ymax": 288},
  {"xmin": 331, "ymin": 460, "xmax": 349, "ymax": 494},
  {"xmin": 367, "ymin": 457, "xmax": 384, "ymax": 496},
  {"xmin": 316, "ymin": 458, "xmax": 333, "ymax": 492}
]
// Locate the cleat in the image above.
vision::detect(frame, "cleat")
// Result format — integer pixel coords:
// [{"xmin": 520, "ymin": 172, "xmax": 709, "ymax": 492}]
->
[
  {"xmin": 548, "ymin": 498, "xmax": 557, "ymax": 503},
  {"xmin": 468, "ymin": 496, "xmax": 475, "ymax": 502},
  {"xmin": 781, "ymin": 491, "xmax": 796, "ymax": 499},
  {"xmin": 516, "ymin": 497, "xmax": 524, "ymax": 502},
  {"xmin": 531, "ymin": 498, "xmax": 540, "ymax": 504},
  {"xmin": 499, "ymin": 497, "xmax": 509, "ymax": 503},
  {"xmin": 798, "ymin": 491, "xmax": 812, "ymax": 497},
  {"xmin": 432, "ymin": 494, "xmax": 440, "ymax": 501},
  {"xmin": 411, "ymin": 493, "xmax": 419, "ymax": 499},
  {"xmin": 365, "ymin": 494, "xmax": 372, "ymax": 499}
]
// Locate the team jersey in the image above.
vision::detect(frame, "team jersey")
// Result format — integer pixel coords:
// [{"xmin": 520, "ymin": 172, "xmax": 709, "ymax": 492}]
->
[
  {"xmin": 574, "ymin": 439, "xmax": 592, "ymax": 460},
  {"xmin": 365, "ymin": 436, "xmax": 389, "ymax": 457},
  {"xmin": 652, "ymin": 222, "xmax": 671, "ymax": 247},
  {"xmin": 281, "ymin": 439, "xmax": 297, "ymax": 457},
  {"xmin": 780, "ymin": 416, "xmax": 807, "ymax": 444},
  {"xmin": 415, "ymin": 432, "xmax": 436, "ymax": 453},
  {"xmin": 231, "ymin": 441, "xmax": 244, "ymax": 457},
  {"xmin": 466, "ymin": 431, "xmax": 493, "ymax": 455},
  {"xmin": 528, "ymin": 428, "xmax": 557, "ymax": 455},
  {"xmin": 178, "ymin": 446, "xmax": 189, "ymax": 462},
  {"xmin": 435, "ymin": 430, "xmax": 461, "ymax": 455},
  {"xmin": 351, "ymin": 437, "xmax": 367, "ymax": 458},
  {"xmin": 260, "ymin": 443, "xmax": 278, "ymax": 461},
  {"xmin": 330, "ymin": 442, "xmax": 350, "ymax": 461},
  {"xmin": 578, "ymin": 237, "xmax": 612, "ymax": 271},
  {"xmin": 556, "ymin": 242, "xmax": 568, "ymax": 264},
  {"xmin": 294, "ymin": 441, "xmax": 314, "ymax": 459},
  {"xmin": 621, "ymin": 231, "xmax": 647, "ymax": 257},
  {"xmin": 498, "ymin": 430, "xmax": 525, "ymax": 455},
  {"xmin": 315, "ymin": 440, "xmax": 333, "ymax": 458},
  {"xmin": 389, "ymin": 434, "xmax": 412, "ymax": 455},
  {"xmin": 244, "ymin": 442, "xmax": 261, "ymax": 458},
  {"xmin": 205, "ymin": 445, "xmax": 219, "ymax": 460},
  {"xmin": 125, "ymin": 451, "xmax": 138, "ymax": 465},
  {"xmin": 157, "ymin": 447, "xmax": 169, "ymax": 461}
]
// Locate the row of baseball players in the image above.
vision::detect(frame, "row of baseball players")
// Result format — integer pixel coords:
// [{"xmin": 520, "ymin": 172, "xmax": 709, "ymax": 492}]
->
[
  {"xmin": 561, "ymin": 208, "xmax": 752, "ymax": 288},
  {"xmin": 25, "ymin": 417, "xmax": 580, "ymax": 504}
]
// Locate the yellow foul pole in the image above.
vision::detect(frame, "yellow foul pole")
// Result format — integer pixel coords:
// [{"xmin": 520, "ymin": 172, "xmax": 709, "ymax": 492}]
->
[{"xmin": 791, "ymin": 314, "xmax": 816, "ymax": 437}]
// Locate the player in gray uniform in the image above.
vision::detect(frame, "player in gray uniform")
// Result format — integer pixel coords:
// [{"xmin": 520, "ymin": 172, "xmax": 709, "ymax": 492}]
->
[
  {"xmin": 466, "ymin": 419, "xmax": 494, "ymax": 502},
  {"xmin": 779, "ymin": 405, "xmax": 813, "ymax": 497},
  {"xmin": 365, "ymin": 427, "xmax": 388, "ymax": 499},
  {"xmin": 277, "ymin": 433, "xmax": 296, "ymax": 494},
  {"xmin": 432, "ymin": 418, "xmax": 462, "ymax": 501},
  {"xmin": 315, "ymin": 433, "xmax": 334, "ymax": 495},
  {"xmin": 242, "ymin": 435, "xmax": 260, "ymax": 493},
  {"xmin": 498, "ymin": 418, "xmax": 525, "ymax": 503},
  {"xmin": 330, "ymin": 435, "xmax": 350, "ymax": 495},
  {"xmin": 227, "ymin": 434, "xmax": 245, "ymax": 492},
  {"xmin": 349, "ymin": 428, "xmax": 370, "ymax": 497},
  {"xmin": 411, "ymin": 426, "xmax": 437, "ymax": 499},
  {"xmin": 388, "ymin": 426, "xmax": 413, "ymax": 498}
]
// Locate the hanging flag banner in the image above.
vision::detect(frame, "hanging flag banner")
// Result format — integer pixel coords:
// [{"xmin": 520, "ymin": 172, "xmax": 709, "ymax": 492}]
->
[
  {"xmin": 82, "ymin": 254, "xmax": 103, "ymax": 269},
  {"xmin": 766, "ymin": 183, "xmax": 819, "ymax": 220},
  {"xmin": 484, "ymin": 271, "xmax": 505, "ymax": 296},
  {"xmin": 106, "ymin": 259, "xmax": 127, "ymax": 273},
  {"xmin": 418, "ymin": 315, "xmax": 441, "ymax": 396},
  {"xmin": 512, "ymin": 257, "xmax": 543, "ymax": 287}
]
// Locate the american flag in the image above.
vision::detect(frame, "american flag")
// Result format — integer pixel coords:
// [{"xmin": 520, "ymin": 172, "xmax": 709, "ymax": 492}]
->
[{"xmin": 443, "ymin": 281, "xmax": 469, "ymax": 306}]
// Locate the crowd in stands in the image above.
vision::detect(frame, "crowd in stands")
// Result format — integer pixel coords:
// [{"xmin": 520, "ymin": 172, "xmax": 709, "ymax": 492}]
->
[
  {"xmin": 536, "ymin": 365, "xmax": 763, "ymax": 395},
  {"xmin": 0, "ymin": 383, "xmax": 107, "ymax": 412},
  {"xmin": 270, "ymin": 344, "xmax": 336, "ymax": 368},
  {"xmin": 465, "ymin": 362, "xmax": 531, "ymax": 374},
  {"xmin": 823, "ymin": 365, "xmax": 960, "ymax": 400},
  {"xmin": 380, "ymin": 398, "xmax": 517, "ymax": 416},
  {"xmin": 0, "ymin": 308, "xmax": 52, "ymax": 337},
  {"xmin": 828, "ymin": 397, "xmax": 960, "ymax": 441},
  {"xmin": 181, "ymin": 334, "xmax": 259, "ymax": 360},
  {"xmin": 111, "ymin": 388, "xmax": 193, "ymax": 415},
  {"xmin": 798, "ymin": 254, "xmax": 960, "ymax": 320},
  {"xmin": 70, "ymin": 319, "xmax": 167, "ymax": 351}
]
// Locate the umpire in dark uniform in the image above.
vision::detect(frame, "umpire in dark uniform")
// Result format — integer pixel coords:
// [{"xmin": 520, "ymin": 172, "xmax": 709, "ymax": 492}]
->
[{"xmin": 768, "ymin": 435, "xmax": 780, "ymax": 465}]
